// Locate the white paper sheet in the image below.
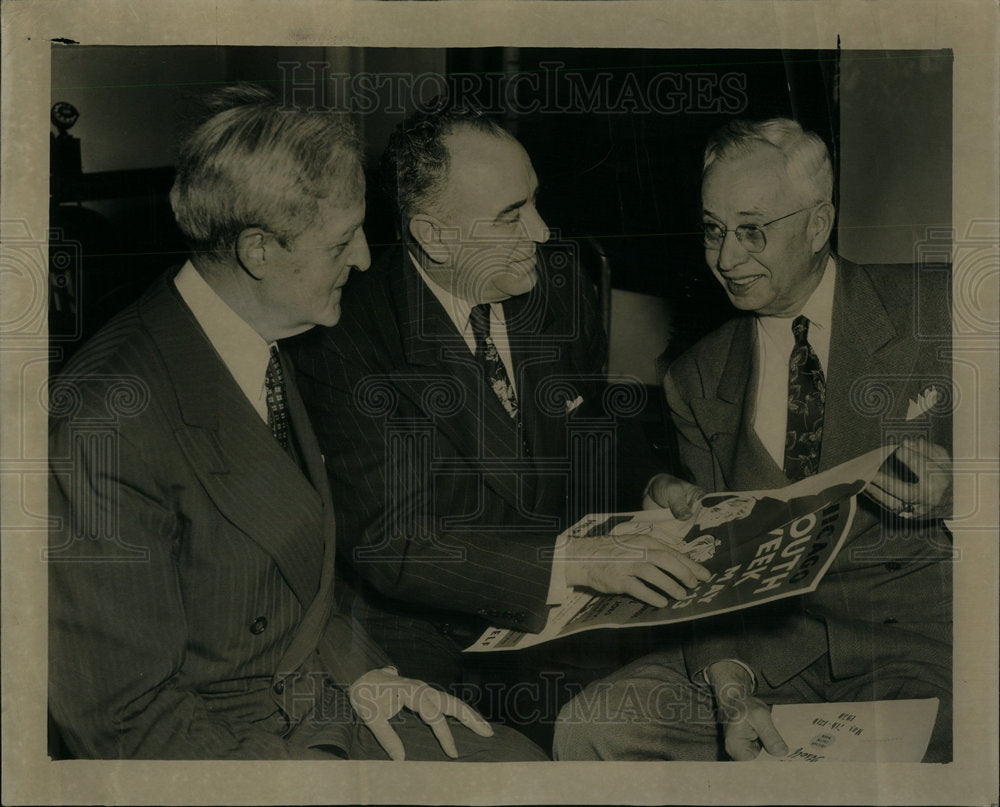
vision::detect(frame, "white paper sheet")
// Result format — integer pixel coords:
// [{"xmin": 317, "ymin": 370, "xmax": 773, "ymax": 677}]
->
[{"xmin": 756, "ymin": 698, "xmax": 939, "ymax": 763}]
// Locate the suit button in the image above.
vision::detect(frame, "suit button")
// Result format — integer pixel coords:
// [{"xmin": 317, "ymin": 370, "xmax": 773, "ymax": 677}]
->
[
  {"xmin": 250, "ymin": 616, "xmax": 268, "ymax": 634},
  {"xmin": 884, "ymin": 562, "xmax": 903, "ymax": 571},
  {"xmin": 273, "ymin": 679, "xmax": 285, "ymax": 695}
]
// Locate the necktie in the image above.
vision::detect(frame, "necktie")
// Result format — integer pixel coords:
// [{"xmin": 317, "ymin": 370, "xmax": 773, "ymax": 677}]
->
[
  {"xmin": 469, "ymin": 303, "xmax": 520, "ymax": 420},
  {"xmin": 469, "ymin": 304, "xmax": 531, "ymax": 457},
  {"xmin": 265, "ymin": 345, "xmax": 290, "ymax": 451},
  {"xmin": 783, "ymin": 315, "xmax": 826, "ymax": 480}
]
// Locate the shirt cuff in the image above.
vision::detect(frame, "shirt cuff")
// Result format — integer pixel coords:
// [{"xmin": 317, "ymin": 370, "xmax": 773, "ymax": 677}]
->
[
  {"xmin": 697, "ymin": 658, "xmax": 758, "ymax": 694},
  {"xmin": 545, "ymin": 536, "xmax": 572, "ymax": 605}
]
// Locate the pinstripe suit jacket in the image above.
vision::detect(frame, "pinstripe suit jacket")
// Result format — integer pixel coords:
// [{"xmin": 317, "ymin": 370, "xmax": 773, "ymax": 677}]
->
[
  {"xmin": 48, "ymin": 270, "xmax": 390, "ymax": 759},
  {"xmin": 291, "ymin": 245, "xmax": 656, "ymax": 634},
  {"xmin": 666, "ymin": 257, "xmax": 953, "ymax": 688}
]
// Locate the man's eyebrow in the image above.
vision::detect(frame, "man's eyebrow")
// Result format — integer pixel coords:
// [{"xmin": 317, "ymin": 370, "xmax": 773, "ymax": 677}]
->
[
  {"xmin": 496, "ymin": 184, "xmax": 540, "ymax": 220},
  {"xmin": 496, "ymin": 198, "xmax": 528, "ymax": 219}
]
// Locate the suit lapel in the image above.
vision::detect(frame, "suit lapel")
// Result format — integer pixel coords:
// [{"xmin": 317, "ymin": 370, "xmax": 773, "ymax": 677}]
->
[
  {"xmin": 139, "ymin": 276, "xmax": 325, "ymax": 608},
  {"xmin": 822, "ymin": 257, "xmax": 918, "ymax": 468},
  {"xmin": 688, "ymin": 316, "xmax": 785, "ymax": 490},
  {"xmin": 392, "ymin": 251, "xmax": 531, "ymax": 509}
]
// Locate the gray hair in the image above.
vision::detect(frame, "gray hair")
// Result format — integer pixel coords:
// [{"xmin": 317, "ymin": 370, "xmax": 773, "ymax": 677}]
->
[
  {"xmin": 703, "ymin": 118, "xmax": 833, "ymax": 205},
  {"xmin": 170, "ymin": 84, "xmax": 363, "ymax": 256}
]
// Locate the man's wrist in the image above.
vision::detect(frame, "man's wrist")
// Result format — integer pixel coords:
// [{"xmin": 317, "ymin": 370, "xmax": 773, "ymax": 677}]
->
[
  {"xmin": 546, "ymin": 536, "xmax": 571, "ymax": 604},
  {"xmin": 699, "ymin": 658, "xmax": 758, "ymax": 694}
]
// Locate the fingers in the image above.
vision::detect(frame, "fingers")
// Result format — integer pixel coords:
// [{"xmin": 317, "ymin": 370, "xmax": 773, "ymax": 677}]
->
[
  {"xmin": 724, "ymin": 730, "xmax": 764, "ymax": 761},
  {"xmin": 665, "ymin": 480, "xmax": 706, "ymax": 520},
  {"xmin": 749, "ymin": 708, "xmax": 788, "ymax": 758},
  {"xmin": 405, "ymin": 684, "xmax": 497, "ymax": 758},
  {"xmin": 426, "ymin": 714, "xmax": 459, "ymax": 759},
  {"xmin": 568, "ymin": 539, "xmax": 711, "ymax": 604},
  {"xmin": 620, "ymin": 577, "xmax": 670, "ymax": 608},
  {"xmin": 644, "ymin": 474, "xmax": 706, "ymax": 519},
  {"xmin": 366, "ymin": 717, "xmax": 406, "ymax": 761},
  {"xmin": 440, "ymin": 694, "xmax": 494, "ymax": 738},
  {"xmin": 867, "ymin": 437, "xmax": 953, "ymax": 517},
  {"xmin": 719, "ymin": 695, "xmax": 787, "ymax": 761}
]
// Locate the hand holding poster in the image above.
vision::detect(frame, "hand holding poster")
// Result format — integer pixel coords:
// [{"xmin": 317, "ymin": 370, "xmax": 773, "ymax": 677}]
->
[{"xmin": 467, "ymin": 447, "xmax": 891, "ymax": 652}]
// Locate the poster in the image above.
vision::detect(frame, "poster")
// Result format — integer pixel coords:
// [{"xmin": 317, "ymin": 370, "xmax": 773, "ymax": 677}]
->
[{"xmin": 469, "ymin": 449, "xmax": 887, "ymax": 652}]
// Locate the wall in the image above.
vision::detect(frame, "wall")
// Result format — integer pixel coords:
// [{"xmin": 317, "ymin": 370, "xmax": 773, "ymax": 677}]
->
[{"xmin": 838, "ymin": 50, "xmax": 952, "ymax": 264}]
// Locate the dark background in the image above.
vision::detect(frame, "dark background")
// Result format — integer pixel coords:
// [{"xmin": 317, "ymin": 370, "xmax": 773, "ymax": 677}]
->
[{"xmin": 48, "ymin": 46, "xmax": 951, "ymax": 372}]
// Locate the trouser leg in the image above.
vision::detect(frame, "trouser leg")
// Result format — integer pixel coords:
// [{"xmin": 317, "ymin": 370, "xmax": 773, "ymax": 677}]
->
[{"xmin": 553, "ymin": 648, "xmax": 722, "ymax": 761}]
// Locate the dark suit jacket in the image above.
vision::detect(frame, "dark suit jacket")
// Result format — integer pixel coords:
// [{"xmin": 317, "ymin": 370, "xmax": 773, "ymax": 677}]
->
[
  {"xmin": 291, "ymin": 245, "xmax": 657, "ymax": 634},
  {"xmin": 48, "ymin": 271, "xmax": 390, "ymax": 759},
  {"xmin": 665, "ymin": 257, "xmax": 953, "ymax": 688}
]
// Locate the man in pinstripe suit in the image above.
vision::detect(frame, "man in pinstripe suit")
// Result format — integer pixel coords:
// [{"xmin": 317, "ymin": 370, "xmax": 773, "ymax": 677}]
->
[
  {"xmin": 47, "ymin": 85, "xmax": 546, "ymax": 761},
  {"xmin": 291, "ymin": 103, "xmax": 709, "ymax": 727}
]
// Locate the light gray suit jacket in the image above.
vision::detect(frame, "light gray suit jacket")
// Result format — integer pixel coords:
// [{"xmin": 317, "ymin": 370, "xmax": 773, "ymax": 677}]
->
[{"xmin": 665, "ymin": 257, "xmax": 953, "ymax": 688}]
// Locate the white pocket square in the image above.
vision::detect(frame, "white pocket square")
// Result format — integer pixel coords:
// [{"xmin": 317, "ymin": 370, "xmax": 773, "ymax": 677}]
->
[
  {"xmin": 906, "ymin": 386, "xmax": 941, "ymax": 420},
  {"xmin": 566, "ymin": 395, "xmax": 585, "ymax": 414}
]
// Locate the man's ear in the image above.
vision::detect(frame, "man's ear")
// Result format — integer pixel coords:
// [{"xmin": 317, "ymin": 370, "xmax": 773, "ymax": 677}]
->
[
  {"xmin": 408, "ymin": 215, "xmax": 451, "ymax": 264},
  {"xmin": 809, "ymin": 202, "xmax": 836, "ymax": 253},
  {"xmin": 235, "ymin": 228, "xmax": 268, "ymax": 279}
]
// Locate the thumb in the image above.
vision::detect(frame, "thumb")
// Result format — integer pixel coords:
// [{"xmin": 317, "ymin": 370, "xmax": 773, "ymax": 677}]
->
[
  {"xmin": 751, "ymin": 709, "xmax": 788, "ymax": 758},
  {"xmin": 666, "ymin": 482, "xmax": 704, "ymax": 520}
]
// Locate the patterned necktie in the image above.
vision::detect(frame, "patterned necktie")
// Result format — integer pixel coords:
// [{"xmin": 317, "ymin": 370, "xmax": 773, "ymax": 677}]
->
[
  {"xmin": 265, "ymin": 345, "xmax": 290, "ymax": 451},
  {"xmin": 469, "ymin": 303, "xmax": 520, "ymax": 420},
  {"xmin": 783, "ymin": 315, "xmax": 826, "ymax": 480},
  {"xmin": 469, "ymin": 304, "xmax": 531, "ymax": 458}
]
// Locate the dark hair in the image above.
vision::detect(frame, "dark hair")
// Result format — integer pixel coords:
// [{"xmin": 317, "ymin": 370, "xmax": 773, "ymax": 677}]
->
[
  {"xmin": 379, "ymin": 97, "xmax": 510, "ymax": 226},
  {"xmin": 169, "ymin": 84, "xmax": 363, "ymax": 256}
]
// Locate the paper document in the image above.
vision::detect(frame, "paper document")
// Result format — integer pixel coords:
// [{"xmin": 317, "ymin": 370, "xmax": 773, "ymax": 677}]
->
[{"xmin": 756, "ymin": 698, "xmax": 939, "ymax": 763}]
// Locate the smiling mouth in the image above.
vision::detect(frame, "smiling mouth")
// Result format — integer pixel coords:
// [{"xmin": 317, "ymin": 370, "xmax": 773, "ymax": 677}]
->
[{"xmin": 725, "ymin": 274, "xmax": 764, "ymax": 292}]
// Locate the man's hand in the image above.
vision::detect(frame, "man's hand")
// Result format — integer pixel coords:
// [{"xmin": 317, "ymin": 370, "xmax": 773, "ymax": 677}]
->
[
  {"xmin": 642, "ymin": 473, "xmax": 707, "ymax": 520},
  {"xmin": 706, "ymin": 660, "xmax": 788, "ymax": 761},
  {"xmin": 865, "ymin": 437, "xmax": 953, "ymax": 519},
  {"xmin": 563, "ymin": 532, "xmax": 711, "ymax": 607},
  {"xmin": 348, "ymin": 668, "xmax": 493, "ymax": 760}
]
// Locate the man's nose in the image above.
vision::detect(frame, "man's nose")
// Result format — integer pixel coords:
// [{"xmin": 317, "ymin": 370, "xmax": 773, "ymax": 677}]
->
[
  {"xmin": 525, "ymin": 205, "xmax": 550, "ymax": 244},
  {"xmin": 715, "ymin": 229, "xmax": 748, "ymax": 273},
  {"xmin": 349, "ymin": 228, "xmax": 371, "ymax": 272}
]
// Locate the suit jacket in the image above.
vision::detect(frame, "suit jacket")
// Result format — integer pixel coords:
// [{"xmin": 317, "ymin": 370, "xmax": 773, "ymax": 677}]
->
[
  {"xmin": 48, "ymin": 271, "xmax": 390, "ymax": 759},
  {"xmin": 665, "ymin": 257, "xmax": 953, "ymax": 688},
  {"xmin": 291, "ymin": 244, "xmax": 657, "ymax": 634}
]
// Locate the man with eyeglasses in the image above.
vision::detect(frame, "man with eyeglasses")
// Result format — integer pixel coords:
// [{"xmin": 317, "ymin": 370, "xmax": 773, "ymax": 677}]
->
[{"xmin": 554, "ymin": 118, "xmax": 953, "ymax": 762}]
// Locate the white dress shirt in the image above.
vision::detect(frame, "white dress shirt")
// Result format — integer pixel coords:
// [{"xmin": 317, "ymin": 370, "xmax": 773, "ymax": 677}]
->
[
  {"xmin": 753, "ymin": 256, "xmax": 837, "ymax": 468},
  {"xmin": 410, "ymin": 253, "xmax": 518, "ymax": 396},
  {"xmin": 174, "ymin": 261, "xmax": 276, "ymax": 422}
]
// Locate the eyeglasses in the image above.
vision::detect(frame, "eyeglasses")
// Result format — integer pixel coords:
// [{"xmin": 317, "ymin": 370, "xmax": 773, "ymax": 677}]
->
[{"xmin": 700, "ymin": 206, "xmax": 816, "ymax": 253}]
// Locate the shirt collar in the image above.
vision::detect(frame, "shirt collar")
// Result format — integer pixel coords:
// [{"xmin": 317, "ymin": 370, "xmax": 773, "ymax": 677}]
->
[
  {"xmin": 174, "ymin": 260, "xmax": 274, "ymax": 416},
  {"xmin": 757, "ymin": 254, "xmax": 837, "ymax": 340}
]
